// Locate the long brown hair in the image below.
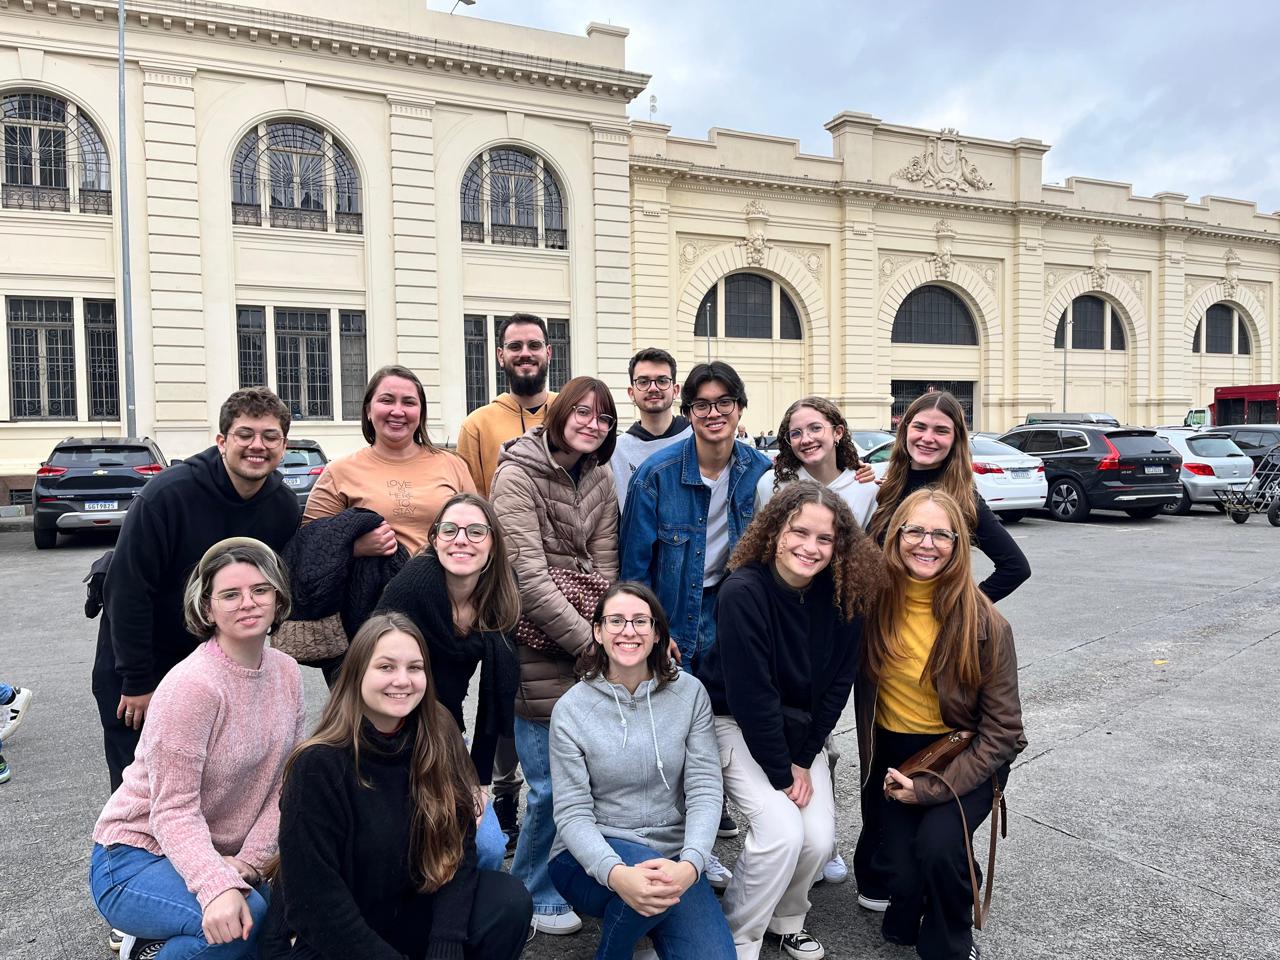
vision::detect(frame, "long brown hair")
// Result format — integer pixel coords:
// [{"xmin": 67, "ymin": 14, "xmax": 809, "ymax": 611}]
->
[
  {"xmin": 426, "ymin": 492, "xmax": 521, "ymax": 634},
  {"xmin": 575, "ymin": 581, "xmax": 680, "ymax": 685},
  {"xmin": 284, "ymin": 613, "xmax": 477, "ymax": 892},
  {"xmin": 866, "ymin": 488, "xmax": 995, "ymax": 693},
  {"xmin": 362, "ymin": 364, "xmax": 435, "ymax": 449},
  {"xmin": 869, "ymin": 391, "xmax": 976, "ymax": 541},
  {"xmin": 730, "ymin": 481, "xmax": 886, "ymax": 621},
  {"xmin": 772, "ymin": 396, "xmax": 862, "ymax": 490}
]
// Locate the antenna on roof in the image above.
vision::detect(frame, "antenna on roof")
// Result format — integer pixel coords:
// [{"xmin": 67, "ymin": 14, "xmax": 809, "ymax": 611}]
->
[{"xmin": 649, "ymin": 94, "xmax": 657, "ymax": 121}]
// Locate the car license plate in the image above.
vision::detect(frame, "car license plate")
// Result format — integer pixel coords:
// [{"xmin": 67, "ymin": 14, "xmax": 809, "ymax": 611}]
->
[
  {"xmin": 1144, "ymin": 465, "xmax": 1163, "ymax": 475},
  {"xmin": 85, "ymin": 500, "xmax": 118, "ymax": 511},
  {"xmin": 283, "ymin": 476, "xmax": 306, "ymax": 488},
  {"xmin": 1011, "ymin": 468, "xmax": 1031, "ymax": 479}
]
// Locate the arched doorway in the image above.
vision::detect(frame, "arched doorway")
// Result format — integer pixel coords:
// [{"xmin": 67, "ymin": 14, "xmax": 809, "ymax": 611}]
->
[
  {"xmin": 889, "ymin": 284, "xmax": 981, "ymax": 427},
  {"xmin": 1051, "ymin": 294, "xmax": 1132, "ymax": 417}
]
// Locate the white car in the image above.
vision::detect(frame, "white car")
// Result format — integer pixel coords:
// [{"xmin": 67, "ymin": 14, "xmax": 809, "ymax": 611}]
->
[
  {"xmin": 1153, "ymin": 429, "xmax": 1253, "ymax": 515},
  {"xmin": 864, "ymin": 436, "xmax": 1048, "ymax": 521},
  {"xmin": 850, "ymin": 429, "xmax": 895, "ymax": 459}
]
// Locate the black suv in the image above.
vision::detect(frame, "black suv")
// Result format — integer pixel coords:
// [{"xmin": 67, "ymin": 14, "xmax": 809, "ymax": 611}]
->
[
  {"xmin": 276, "ymin": 439, "xmax": 329, "ymax": 510},
  {"xmin": 1207, "ymin": 424, "xmax": 1280, "ymax": 468},
  {"xmin": 997, "ymin": 425, "xmax": 1181, "ymax": 522},
  {"xmin": 33, "ymin": 437, "xmax": 168, "ymax": 549}
]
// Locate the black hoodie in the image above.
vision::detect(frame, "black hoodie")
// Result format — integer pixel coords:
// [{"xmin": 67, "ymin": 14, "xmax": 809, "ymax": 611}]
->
[{"xmin": 92, "ymin": 445, "xmax": 300, "ymax": 697}]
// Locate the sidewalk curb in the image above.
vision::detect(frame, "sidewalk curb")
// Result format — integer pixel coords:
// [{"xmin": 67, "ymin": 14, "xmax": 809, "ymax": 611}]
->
[{"xmin": 0, "ymin": 516, "xmax": 33, "ymax": 532}]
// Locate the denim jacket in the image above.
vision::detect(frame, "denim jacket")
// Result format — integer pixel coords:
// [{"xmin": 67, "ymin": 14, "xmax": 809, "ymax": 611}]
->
[{"xmin": 619, "ymin": 434, "xmax": 771, "ymax": 658}]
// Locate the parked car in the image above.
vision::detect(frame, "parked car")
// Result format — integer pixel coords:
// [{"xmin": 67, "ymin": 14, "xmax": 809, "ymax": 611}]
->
[
  {"xmin": 1206, "ymin": 424, "xmax": 1280, "ymax": 469},
  {"xmin": 1024, "ymin": 412, "xmax": 1121, "ymax": 427},
  {"xmin": 863, "ymin": 436, "xmax": 1048, "ymax": 521},
  {"xmin": 997, "ymin": 424, "xmax": 1181, "ymax": 522},
  {"xmin": 849, "ymin": 430, "xmax": 895, "ymax": 458},
  {"xmin": 276, "ymin": 439, "xmax": 329, "ymax": 510},
  {"xmin": 1153, "ymin": 430, "xmax": 1253, "ymax": 515},
  {"xmin": 32, "ymin": 437, "xmax": 169, "ymax": 549}
]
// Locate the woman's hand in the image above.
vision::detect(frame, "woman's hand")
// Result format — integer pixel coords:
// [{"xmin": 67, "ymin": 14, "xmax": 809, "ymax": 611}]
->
[
  {"xmin": 222, "ymin": 855, "xmax": 259, "ymax": 884},
  {"xmin": 353, "ymin": 522, "xmax": 397, "ymax": 557},
  {"xmin": 637, "ymin": 858, "xmax": 698, "ymax": 895},
  {"xmin": 855, "ymin": 463, "xmax": 878, "ymax": 484},
  {"xmin": 202, "ymin": 888, "xmax": 253, "ymax": 944},
  {"xmin": 668, "ymin": 638, "xmax": 682, "ymax": 665},
  {"xmin": 884, "ymin": 767, "xmax": 919, "ymax": 804},
  {"xmin": 474, "ymin": 785, "xmax": 489, "ymax": 826},
  {"xmin": 607, "ymin": 863, "xmax": 684, "ymax": 917},
  {"xmin": 785, "ymin": 764, "xmax": 814, "ymax": 808}
]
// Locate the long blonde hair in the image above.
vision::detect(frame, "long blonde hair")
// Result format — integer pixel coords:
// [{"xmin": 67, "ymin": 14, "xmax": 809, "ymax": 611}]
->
[
  {"xmin": 869, "ymin": 391, "xmax": 976, "ymax": 542},
  {"xmin": 284, "ymin": 613, "xmax": 478, "ymax": 891},
  {"xmin": 866, "ymin": 488, "xmax": 995, "ymax": 693}
]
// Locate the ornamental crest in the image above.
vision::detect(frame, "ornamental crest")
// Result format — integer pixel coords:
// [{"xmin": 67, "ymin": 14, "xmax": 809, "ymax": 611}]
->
[{"xmin": 894, "ymin": 129, "xmax": 993, "ymax": 194}]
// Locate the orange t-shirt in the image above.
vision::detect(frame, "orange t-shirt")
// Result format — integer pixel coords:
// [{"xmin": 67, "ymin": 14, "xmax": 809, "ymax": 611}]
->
[{"xmin": 303, "ymin": 445, "xmax": 477, "ymax": 555}]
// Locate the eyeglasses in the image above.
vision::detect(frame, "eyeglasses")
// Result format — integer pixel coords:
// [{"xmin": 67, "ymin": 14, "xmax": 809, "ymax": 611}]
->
[
  {"xmin": 502, "ymin": 339, "xmax": 546, "ymax": 353},
  {"xmin": 600, "ymin": 614, "xmax": 655, "ymax": 635},
  {"xmin": 211, "ymin": 584, "xmax": 277, "ymax": 611},
  {"xmin": 632, "ymin": 376, "xmax": 674, "ymax": 390},
  {"xmin": 688, "ymin": 396, "xmax": 739, "ymax": 418},
  {"xmin": 787, "ymin": 422, "xmax": 830, "ymax": 443},
  {"xmin": 571, "ymin": 405, "xmax": 616, "ymax": 430},
  {"xmin": 898, "ymin": 524, "xmax": 959, "ymax": 548},
  {"xmin": 434, "ymin": 521, "xmax": 491, "ymax": 543},
  {"xmin": 228, "ymin": 428, "xmax": 284, "ymax": 447}
]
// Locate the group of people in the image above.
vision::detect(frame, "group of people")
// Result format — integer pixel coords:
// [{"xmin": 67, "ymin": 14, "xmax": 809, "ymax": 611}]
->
[{"xmin": 83, "ymin": 312, "xmax": 1028, "ymax": 960}]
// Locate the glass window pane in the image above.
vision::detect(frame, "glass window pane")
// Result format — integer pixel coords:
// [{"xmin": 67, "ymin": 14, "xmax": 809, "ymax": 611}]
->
[
  {"xmin": 891, "ymin": 380, "xmax": 975, "ymax": 429},
  {"xmin": 725, "ymin": 273, "xmax": 772, "ymax": 339},
  {"xmin": 1110, "ymin": 313, "xmax": 1126, "ymax": 350},
  {"xmin": 236, "ymin": 306, "xmax": 267, "ymax": 388},
  {"xmin": 85, "ymin": 299, "xmax": 119, "ymax": 420},
  {"xmin": 891, "ymin": 285, "xmax": 978, "ymax": 345},
  {"xmin": 1070, "ymin": 296, "xmax": 1105, "ymax": 350},
  {"xmin": 548, "ymin": 318, "xmax": 571, "ymax": 392},
  {"xmin": 339, "ymin": 311, "xmax": 367, "ymax": 420},
  {"xmin": 1054, "ymin": 310, "xmax": 1066, "ymax": 349},
  {"xmin": 1192, "ymin": 320, "xmax": 1201, "ymax": 353},
  {"xmin": 1205, "ymin": 304, "xmax": 1232, "ymax": 354},
  {"xmin": 1237, "ymin": 317, "xmax": 1251, "ymax": 355},
  {"xmin": 780, "ymin": 291, "xmax": 802, "ymax": 340},
  {"xmin": 7, "ymin": 297, "xmax": 74, "ymax": 419},
  {"xmin": 464, "ymin": 314, "xmax": 488, "ymax": 413},
  {"xmin": 695, "ymin": 286, "xmax": 717, "ymax": 337}
]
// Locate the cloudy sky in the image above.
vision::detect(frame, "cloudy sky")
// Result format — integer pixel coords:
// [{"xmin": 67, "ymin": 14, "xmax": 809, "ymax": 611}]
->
[{"xmin": 454, "ymin": 0, "xmax": 1280, "ymax": 212}]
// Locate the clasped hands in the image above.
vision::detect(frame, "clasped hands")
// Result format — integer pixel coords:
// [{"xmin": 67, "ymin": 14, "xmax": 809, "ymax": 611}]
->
[{"xmin": 607, "ymin": 859, "xmax": 698, "ymax": 917}]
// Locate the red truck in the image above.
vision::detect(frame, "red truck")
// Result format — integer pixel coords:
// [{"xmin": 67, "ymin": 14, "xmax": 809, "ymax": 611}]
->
[{"xmin": 1184, "ymin": 383, "xmax": 1280, "ymax": 427}]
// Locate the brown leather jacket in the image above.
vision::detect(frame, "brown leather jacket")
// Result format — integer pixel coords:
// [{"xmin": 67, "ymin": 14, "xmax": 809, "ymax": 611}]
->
[
  {"xmin": 855, "ymin": 609, "xmax": 1026, "ymax": 804},
  {"xmin": 490, "ymin": 427, "xmax": 619, "ymax": 723}
]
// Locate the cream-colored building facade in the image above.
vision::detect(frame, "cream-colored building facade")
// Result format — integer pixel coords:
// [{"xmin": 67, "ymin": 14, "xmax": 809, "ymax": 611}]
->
[{"xmin": 0, "ymin": 0, "xmax": 1276, "ymax": 486}]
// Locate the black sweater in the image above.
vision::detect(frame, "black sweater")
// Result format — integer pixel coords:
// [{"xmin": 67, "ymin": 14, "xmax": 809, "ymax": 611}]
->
[
  {"xmin": 697, "ymin": 562, "xmax": 861, "ymax": 790},
  {"xmin": 94, "ymin": 446, "xmax": 299, "ymax": 696},
  {"xmin": 878, "ymin": 466, "xmax": 1031, "ymax": 603},
  {"xmin": 262, "ymin": 713, "xmax": 479, "ymax": 960},
  {"xmin": 374, "ymin": 552, "xmax": 519, "ymax": 785}
]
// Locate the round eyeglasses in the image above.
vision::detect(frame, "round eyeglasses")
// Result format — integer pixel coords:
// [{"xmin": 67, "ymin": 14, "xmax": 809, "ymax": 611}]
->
[
  {"xmin": 434, "ymin": 521, "xmax": 491, "ymax": 543},
  {"xmin": 600, "ymin": 614, "xmax": 655, "ymax": 635},
  {"xmin": 898, "ymin": 524, "xmax": 959, "ymax": 548}
]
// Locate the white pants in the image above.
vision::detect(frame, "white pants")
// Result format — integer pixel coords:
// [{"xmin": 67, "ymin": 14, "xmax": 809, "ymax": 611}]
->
[{"xmin": 716, "ymin": 717, "xmax": 835, "ymax": 960}]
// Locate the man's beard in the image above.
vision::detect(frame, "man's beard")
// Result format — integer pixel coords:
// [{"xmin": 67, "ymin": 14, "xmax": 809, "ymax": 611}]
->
[{"xmin": 505, "ymin": 361, "xmax": 548, "ymax": 397}]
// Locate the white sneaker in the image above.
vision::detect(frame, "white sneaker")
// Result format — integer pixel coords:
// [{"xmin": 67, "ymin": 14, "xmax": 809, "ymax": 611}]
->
[
  {"xmin": 531, "ymin": 911, "xmax": 583, "ymax": 935},
  {"xmin": 857, "ymin": 891, "xmax": 890, "ymax": 912},
  {"xmin": 780, "ymin": 929, "xmax": 825, "ymax": 959},
  {"xmin": 109, "ymin": 929, "xmax": 124, "ymax": 953},
  {"xmin": 822, "ymin": 854, "xmax": 848, "ymax": 884},
  {"xmin": 0, "ymin": 687, "xmax": 32, "ymax": 741},
  {"xmin": 705, "ymin": 852, "xmax": 733, "ymax": 891}
]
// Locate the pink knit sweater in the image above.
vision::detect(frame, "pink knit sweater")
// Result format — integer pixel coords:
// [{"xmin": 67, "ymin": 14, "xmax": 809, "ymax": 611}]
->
[{"xmin": 94, "ymin": 639, "xmax": 306, "ymax": 909}]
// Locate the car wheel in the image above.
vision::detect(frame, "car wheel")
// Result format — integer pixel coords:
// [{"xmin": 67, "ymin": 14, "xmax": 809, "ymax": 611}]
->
[
  {"xmin": 998, "ymin": 510, "xmax": 1026, "ymax": 524},
  {"xmin": 33, "ymin": 526, "xmax": 56, "ymax": 550},
  {"xmin": 1230, "ymin": 511, "xmax": 1250, "ymax": 525},
  {"xmin": 1125, "ymin": 506, "xmax": 1163, "ymax": 520},
  {"xmin": 1269, "ymin": 499, "xmax": 1280, "ymax": 528},
  {"xmin": 1048, "ymin": 479, "xmax": 1090, "ymax": 522},
  {"xmin": 1161, "ymin": 487, "xmax": 1192, "ymax": 516}
]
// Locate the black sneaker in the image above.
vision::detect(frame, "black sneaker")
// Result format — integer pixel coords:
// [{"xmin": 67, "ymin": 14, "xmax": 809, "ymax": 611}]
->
[
  {"xmin": 717, "ymin": 810, "xmax": 739, "ymax": 839},
  {"xmin": 780, "ymin": 929, "xmax": 825, "ymax": 959},
  {"xmin": 493, "ymin": 793, "xmax": 520, "ymax": 852},
  {"xmin": 0, "ymin": 754, "xmax": 10, "ymax": 784},
  {"xmin": 122, "ymin": 937, "xmax": 165, "ymax": 960}
]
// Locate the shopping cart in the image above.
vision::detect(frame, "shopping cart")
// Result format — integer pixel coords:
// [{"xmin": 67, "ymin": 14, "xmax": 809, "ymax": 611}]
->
[{"xmin": 1215, "ymin": 443, "xmax": 1280, "ymax": 526}]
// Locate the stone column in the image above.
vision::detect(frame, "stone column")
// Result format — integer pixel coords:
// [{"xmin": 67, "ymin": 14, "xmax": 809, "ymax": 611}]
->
[
  {"xmin": 1153, "ymin": 226, "xmax": 1189, "ymax": 425},
  {"xmin": 629, "ymin": 170, "xmax": 673, "ymax": 351},
  {"xmin": 591, "ymin": 124, "xmax": 633, "ymax": 402},
  {"xmin": 387, "ymin": 96, "xmax": 442, "ymax": 435},
  {"xmin": 836, "ymin": 195, "xmax": 885, "ymax": 423},
  {"xmin": 1009, "ymin": 213, "xmax": 1048, "ymax": 427}
]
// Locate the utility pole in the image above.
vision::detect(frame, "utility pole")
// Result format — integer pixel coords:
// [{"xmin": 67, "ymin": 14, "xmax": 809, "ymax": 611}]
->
[{"xmin": 117, "ymin": 0, "xmax": 137, "ymax": 437}]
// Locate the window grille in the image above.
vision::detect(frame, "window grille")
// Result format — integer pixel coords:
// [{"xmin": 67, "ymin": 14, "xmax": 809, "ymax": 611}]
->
[
  {"xmin": 1205, "ymin": 304, "xmax": 1233, "ymax": 354},
  {"xmin": 339, "ymin": 311, "xmax": 367, "ymax": 420},
  {"xmin": 7, "ymin": 297, "xmax": 75, "ymax": 418},
  {"xmin": 230, "ymin": 121, "xmax": 361, "ymax": 233},
  {"xmin": 275, "ymin": 309, "xmax": 331, "ymax": 419},
  {"xmin": 459, "ymin": 147, "xmax": 569, "ymax": 250},
  {"xmin": 725, "ymin": 274, "xmax": 772, "ymax": 339},
  {"xmin": 891, "ymin": 285, "xmax": 978, "ymax": 345},
  {"xmin": 236, "ymin": 306, "xmax": 267, "ymax": 388},
  {"xmin": 695, "ymin": 287, "xmax": 717, "ymax": 337},
  {"xmin": 464, "ymin": 315, "xmax": 488, "ymax": 413},
  {"xmin": 780, "ymin": 291, "xmax": 803, "ymax": 340},
  {"xmin": 85, "ymin": 299, "xmax": 119, "ymax": 420},
  {"xmin": 891, "ymin": 380, "xmax": 975, "ymax": 428},
  {"xmin": 1, "ymin": 92, "xmax": 111, "ymax": 214},
  {"xmin": 1238, "ymin": 317, "xmax": 1251, "ymax": 355}
]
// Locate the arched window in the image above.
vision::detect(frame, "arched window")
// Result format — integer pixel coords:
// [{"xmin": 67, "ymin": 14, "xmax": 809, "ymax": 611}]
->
[
  {"xmin": 1192, "ymin": 302, "xmax": 1251, "ymax": 355},
  {"xmin": 230, "ymin": 120, "xmax": 362, "ymax": 233},
  {"xmin": 892, "ymin": 285, "xmax": 978, "ymax": 345},
  {"xmin": 1055, "ymin": 294, "xmax": 1125, "ymax": 350},
  {"xmin": 1, "ymin": 91, "xmax": 110, "ymax": 214},
  {"xmin": 460, "ymin": 147, "xmax": 567, "ymax": 250},
  {"xmin": 693, "ymin": 273, "xmax": 805, "ymax": 341}
]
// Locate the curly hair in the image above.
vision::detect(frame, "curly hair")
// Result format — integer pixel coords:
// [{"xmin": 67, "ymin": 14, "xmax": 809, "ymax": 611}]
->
[
  {"xmin": 772, "ymin": 396, "xmax": 862, "ymax": 490},
  {"xmin": 729, "ymin": 480, "xmax": 886, "ymax": 621}
]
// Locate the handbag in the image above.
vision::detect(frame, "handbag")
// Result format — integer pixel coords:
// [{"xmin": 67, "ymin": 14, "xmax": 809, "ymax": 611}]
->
[
  {"xmin": 895, "ymin": 729, "xmax": 1008, "ymax": 931},
  {"xmin": 271, "ymin": 612, "xmax": 349, "ymax": 664},
  {"xmin": 514, "ymin": 566, "xmax": 611, "ymax": 655}
]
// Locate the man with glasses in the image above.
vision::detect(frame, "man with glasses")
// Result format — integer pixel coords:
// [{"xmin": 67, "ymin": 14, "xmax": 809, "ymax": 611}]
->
[
  {"xmin": 457, "ymin": 313, "xmax": 557, "ymax": 496},
  {"xmin": 611, "ymin": 347, "xmax": 691, "ymax": 510},
  {"xmin": 91, "ymin": 387, "xmax": 300, "ymax": 790}
]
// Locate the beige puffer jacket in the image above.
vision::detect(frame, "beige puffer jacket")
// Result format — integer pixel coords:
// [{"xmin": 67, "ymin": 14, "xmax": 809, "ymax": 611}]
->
[{"xmin": 490, "ymin": 426, "xmax": 619, "ymax": 722}]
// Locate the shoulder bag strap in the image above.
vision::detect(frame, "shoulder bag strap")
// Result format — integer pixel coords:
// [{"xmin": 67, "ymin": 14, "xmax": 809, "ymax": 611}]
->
[{"xmin": 913, "ymin": 771, "xmax": 1005, "ymax": 930}]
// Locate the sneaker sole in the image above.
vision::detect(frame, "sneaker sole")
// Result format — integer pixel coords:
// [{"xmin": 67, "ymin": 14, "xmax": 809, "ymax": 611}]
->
[
  {"xmin": 716, "ymin": 825, "xmax": 740, "ymax": 838},
  {"xmin": 531, "ymin": 918, "xmax": 583, "ymax": 936},
  {"xmin": 2, "ymin": 689, "xmax": 32, "ymax": 741},
  {"xmin": 857, "ymin": 894, "xmax": 889, "ymax": 912}
]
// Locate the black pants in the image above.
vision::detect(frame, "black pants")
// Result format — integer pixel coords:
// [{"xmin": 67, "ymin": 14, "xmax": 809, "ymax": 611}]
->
[
  {"xmin": 90, "ymin": 629, "xmax": 141, "ymax": 793},
  {"xmin": 289, "ymin": 871, "xmax": 532, "ymax": 960},
  {"xmin": 858, "ymin": 727, "xmax": 1007, "ymax": 960}
]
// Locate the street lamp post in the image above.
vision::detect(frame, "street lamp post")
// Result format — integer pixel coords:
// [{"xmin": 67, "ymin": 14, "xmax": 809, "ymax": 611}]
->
[{"xmin": 117, "ymin": 0, "xmax": 137, "ymax": 438}]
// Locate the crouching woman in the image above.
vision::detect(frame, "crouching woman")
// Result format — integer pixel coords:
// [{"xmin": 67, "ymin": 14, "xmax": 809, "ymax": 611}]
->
[
  {"xmin": 260, "ymin": 613, "xmax": 532, "ymax": 960},
  {"xmin": 855, "ymin": 488, "xmax": 1025, "ymax": 960},
  {"xmin": 548, "ymin": 582, "xmax": 734, "ymax": 960}
]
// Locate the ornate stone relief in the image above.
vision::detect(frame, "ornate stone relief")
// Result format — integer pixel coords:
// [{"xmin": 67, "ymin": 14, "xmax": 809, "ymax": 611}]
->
[
  {"xmin": 960, "ymin": 260, "xmax": 1000, "ymax": 293},
  {"xmin": 1112, "ymin": 270, "xmax": 1144, "ymax": 304},
  {"xmin": 781, "ymin": 247, "xmax": 824, "ymax": 280},
  {"xmin": 880, "ymin": 255, "xmax": 924, "ymax": 282},
  {"xmin": 1222, "ymin": 248, "xmax": 1241, "ymax": 300},
  {"xmin": 1242, "ymin": 280, "xmax": 1269, "ymax": 305},
  {"xmin": 928, "ymin": 219, "xmax": 956, "ymax": 280},
  {"xmin": 1087, "ymin": 235, "xmax": 1110, "ymax": 290},
  {"xmin": 678, "ymin": 238, "xmax": 723, "ymax": 276},
  {"xmin": 737, "ymin": 201, "xmax": 771, "ymax": 267},
  {"xmin": 893, "ymin": 129, "xmax": 994, "ymax": 194}
]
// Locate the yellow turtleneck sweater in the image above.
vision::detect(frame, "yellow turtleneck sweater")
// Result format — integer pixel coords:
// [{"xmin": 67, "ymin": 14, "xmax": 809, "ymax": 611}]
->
[{"xmin": 875, "ymin": 576, "xmax": 952, "ymax": 734}]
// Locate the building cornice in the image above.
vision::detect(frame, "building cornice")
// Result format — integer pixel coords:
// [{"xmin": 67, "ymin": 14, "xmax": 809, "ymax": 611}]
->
[{"xmin": 0, "ymin": 0, "xmax": 651, "ymax": 103}]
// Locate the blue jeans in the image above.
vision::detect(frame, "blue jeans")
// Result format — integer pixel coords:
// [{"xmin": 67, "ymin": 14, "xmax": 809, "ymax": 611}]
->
[
  {"xmin": 90, "ymin": 843, "xmax": 267, "ymax": 959},
  {"xmin": 510, "ymin": 715, "xmax": 570, "ymax": 916},
  {"xmin": 477, "ymin": 799, "xmax": 506, "ymax": 872},
  {"xmin": 0, "ymin": 682, "xmax": 12, "ymax": 751},
  {"xmin": 549, "ymin": 839, "xmax": 735, "ymax": 960}
]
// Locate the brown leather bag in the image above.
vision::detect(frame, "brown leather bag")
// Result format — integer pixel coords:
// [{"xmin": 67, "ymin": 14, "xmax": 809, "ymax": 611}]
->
[
  {"xmin": 514, "ymin": 566, "xmax": 611, "ymax": 655},
  {"xmin": 897, "ymin": 730, "xmax": 1008, "ymax": 930}
]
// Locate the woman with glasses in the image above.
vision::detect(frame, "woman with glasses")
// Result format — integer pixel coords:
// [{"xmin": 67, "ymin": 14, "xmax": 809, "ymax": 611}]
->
[
  {"xmin": 491, "ymin": 375, "xmax": 620, "ymax": 937},
  {"xmin": 854, "ymin": 489, "xmax": 1024, "ymax": 960},
  {"xmin": 306, "ymin": 364, "xmax": 476, "ymax": 558},
  {"xmin": 90, "ymin": 538, "xmax": 305, "ymax": 960},
  {"xmin": 374, "ymin": 493, "xmax": 521, "ymax": 872},
  {"xmin": 697, "ymin": 482, "xmax": 885, "ymax": 960},
  {"xmin": 548, "ymin": 582, "xmax": 734, "ymax": 960}
]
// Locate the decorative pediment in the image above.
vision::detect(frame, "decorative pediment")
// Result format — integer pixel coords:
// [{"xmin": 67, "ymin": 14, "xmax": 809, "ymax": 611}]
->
[{"xmin": 893, "ymin": 129, "xmax": 994, "ymax": 194}]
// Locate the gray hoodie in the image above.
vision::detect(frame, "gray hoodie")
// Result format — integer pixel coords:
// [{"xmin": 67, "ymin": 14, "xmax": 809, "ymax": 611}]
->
[{"xmin": 549, "ymin": 671, "xmax": 722, "ymax": 886}]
